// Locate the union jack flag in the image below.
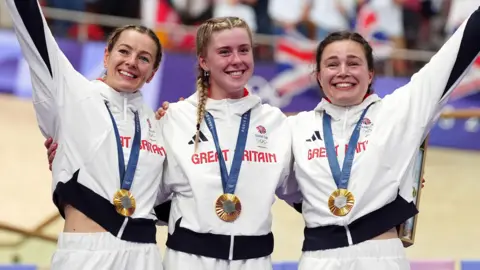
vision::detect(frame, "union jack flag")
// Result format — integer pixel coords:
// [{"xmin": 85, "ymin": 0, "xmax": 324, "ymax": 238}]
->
[{"xmin": 354, "ymin": 3, "xmax": 393, "ymax": 60}]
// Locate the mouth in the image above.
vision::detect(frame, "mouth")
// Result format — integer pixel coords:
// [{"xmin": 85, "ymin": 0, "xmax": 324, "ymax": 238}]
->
[
  {"xmin": 225, "ymin": 70, "xmax": 246, "ymax": 79},
  {"xmin": 119, "ymin": 70, "xmax": 138, "ymax": 80},
  {"xmin": 332, "ymin": 82, "xmax": 356, "ymax": 90}
]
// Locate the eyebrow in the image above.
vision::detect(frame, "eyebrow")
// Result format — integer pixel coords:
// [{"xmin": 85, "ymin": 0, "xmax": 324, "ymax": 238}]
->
[
  {"xmin": 118, "ymin": 43, "xmax": 153, "ymax": 58},
  {"xmin": 215, "ymin": 44, "xmax": 251, "ymax": 50},
  {"xmin": 324, "ymin": 55, "xmax": 362, "ymax": 61}
]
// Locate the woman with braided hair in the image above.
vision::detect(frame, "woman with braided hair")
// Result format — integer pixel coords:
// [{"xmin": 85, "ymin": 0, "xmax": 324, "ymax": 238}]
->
[{"xmin": 157, "ymin": 16, "xmax": 302, "ymax": 269}]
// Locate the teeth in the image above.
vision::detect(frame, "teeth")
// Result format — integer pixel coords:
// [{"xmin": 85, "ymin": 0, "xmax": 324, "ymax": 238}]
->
[
  {"xmin": 229, "ymin": 71, "xmax": 243, "ymax": 76},
  {"xmin": 120, "ymin": 70, "xmax": 135, "ymax": 78},
  {"xmin": 336, "ymin": 83, "xmax": 353, "ymax": 88}
]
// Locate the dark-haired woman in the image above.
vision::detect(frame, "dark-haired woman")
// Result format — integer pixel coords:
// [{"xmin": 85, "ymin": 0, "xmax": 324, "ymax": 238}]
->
[
  {"xmin": 288, "ymin": 7, "xmax": 480, "ymax": 270},
  {"xmin": 5, "ymin": 0, "xmax": 170, "ymax": 269}
]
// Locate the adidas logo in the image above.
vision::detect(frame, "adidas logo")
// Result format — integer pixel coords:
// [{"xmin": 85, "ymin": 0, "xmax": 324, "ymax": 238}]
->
[
  {"xmin": 188, "ymin": 131, "xmax": 209, "ymax": 145},
  {"xmin": 306, "ymin": 131, "xmax": 322, "ymax": 142}
]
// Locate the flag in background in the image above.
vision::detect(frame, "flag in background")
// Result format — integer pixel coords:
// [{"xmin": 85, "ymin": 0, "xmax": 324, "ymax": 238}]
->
[{"xmin": 354, "ymin": 2, "xmax": 393, "ymax": 60}]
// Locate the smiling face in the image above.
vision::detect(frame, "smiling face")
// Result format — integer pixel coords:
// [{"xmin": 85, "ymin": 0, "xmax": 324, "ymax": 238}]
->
[
  {"xmin": 317, "ymin": 40, "xmax": 373, "ymax": 106},
  {"xmin": 103, "ymin": 29, "xmax": 158, "ymax": 92},
  {"xmin": 199, "ymin": 27, "xmax": 254, "ymax": 99}
]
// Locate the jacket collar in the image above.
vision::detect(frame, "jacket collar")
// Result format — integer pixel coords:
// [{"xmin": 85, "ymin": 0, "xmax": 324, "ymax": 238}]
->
[
  {"xmin": 94, "ymin": 79, "xmax": 144, "ymax": 113},
  {"xmin": 314, "ymin": 94, "xmax": 381, "ymax": 121}
]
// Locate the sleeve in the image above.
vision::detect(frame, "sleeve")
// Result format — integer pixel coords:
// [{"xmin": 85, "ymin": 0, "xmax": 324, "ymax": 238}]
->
[
  {"xmin": 6, "ymin": 0, "xmax": 88, "ymax": 138},
  {"xmin": 153, "ymin": 118, "xmax": 175, "ymax": 226},
  {"xmin": 384, "ymin": 7, "xmax": 480, "ymax": 138},
  {"xmin": 275, "ymin": 116, "xmax": 303, "ymax": 212},
  {"xmin": 275, "ymin": 160, "xmax": 303, "ymax": 213},
  {"xmin": 153, "ymin": 159, "xmax": 173, "ymax": 226}
]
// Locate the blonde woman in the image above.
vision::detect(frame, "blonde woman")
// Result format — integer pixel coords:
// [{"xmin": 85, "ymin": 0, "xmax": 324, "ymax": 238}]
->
[{"xmin": 158, "ymin": 17, "xmax": 302, "ymax": 270}]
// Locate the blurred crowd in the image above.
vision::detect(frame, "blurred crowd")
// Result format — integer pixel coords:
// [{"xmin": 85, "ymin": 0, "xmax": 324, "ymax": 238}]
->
[{"xmin": 32, "ymin": 0, "xmax": 478, "ymax": 75}]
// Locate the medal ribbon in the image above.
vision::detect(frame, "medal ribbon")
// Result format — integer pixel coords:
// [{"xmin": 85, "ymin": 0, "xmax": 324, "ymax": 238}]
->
[
  {"xmin": 322, "ymin": 104, "xmax": 373, "ymax": 189},
  {"xmin": 105, "ymin": 102, "xmax": 141, "ymax": 191},
  {"xmin": 205, "ymin": 110, "xmax": 251, "ymax": 194}
]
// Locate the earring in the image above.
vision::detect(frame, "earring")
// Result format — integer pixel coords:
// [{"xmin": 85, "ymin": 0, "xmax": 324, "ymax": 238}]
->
[{"xmin": 204, "ymin": 70, "xmax": 209, "ymax": 77}]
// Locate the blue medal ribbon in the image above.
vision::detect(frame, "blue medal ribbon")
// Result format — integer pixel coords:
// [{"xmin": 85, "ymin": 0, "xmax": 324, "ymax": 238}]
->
[
  {"xmin": 105, "ymin": 102, "xmax": 141, "ymax": 191},
  {"xmin": 204, "ymin": 110, "xmax": 251, "ymax": 194},
  {"xmin": 322, "ymin": 104, "xmax": 373, "ymax": 189}
]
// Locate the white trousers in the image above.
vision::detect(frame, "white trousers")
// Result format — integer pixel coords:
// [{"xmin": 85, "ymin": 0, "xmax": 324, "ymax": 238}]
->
[
  {"xmin": 298, "ymin": 238, "xmax": 410, "ymax": 270},
  {"xmin": 163, "ymin": 248, "xmax": 272, "ymax": 270},
  {"xmin": 50, "ymin": 232, "xmax": 163, "ymax": 270}
]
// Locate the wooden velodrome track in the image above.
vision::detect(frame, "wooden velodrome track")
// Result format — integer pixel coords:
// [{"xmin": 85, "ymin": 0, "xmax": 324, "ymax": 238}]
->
[{"xmin": 1, "ymin": 94, "xmax": 479, "ymax": 268}]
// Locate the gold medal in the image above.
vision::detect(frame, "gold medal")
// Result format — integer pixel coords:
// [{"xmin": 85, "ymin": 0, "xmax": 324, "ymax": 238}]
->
[
  {"xmin": 328, "ymin": 189, "xmax": 355, "ymax": 216},
  {"xmin": 113, "ymin": 189, "xmax": 136, "ymax": 217},
  {"xmin": 215, "ymin": 194, "xmax": 242, "ymax": 222}
]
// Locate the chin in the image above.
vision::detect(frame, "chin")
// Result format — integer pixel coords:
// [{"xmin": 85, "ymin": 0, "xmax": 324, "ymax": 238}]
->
[{"xmin": 117, "ymin": 83, "xmax": 139, "ymax": 92}]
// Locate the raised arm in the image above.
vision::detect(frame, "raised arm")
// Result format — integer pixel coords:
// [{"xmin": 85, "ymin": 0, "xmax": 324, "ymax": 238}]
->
[
  {"xmin": 386, "ymin": 7, "xmax": 480, "ymax": 135},
  {"xmin": 6, "ymin": 0, "xmax": 88, "ymax": 137}
]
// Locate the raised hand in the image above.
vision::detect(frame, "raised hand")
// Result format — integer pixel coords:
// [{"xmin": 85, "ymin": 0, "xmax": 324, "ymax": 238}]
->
[{"xmin": 155, "ymin": 97, "xmax": 184, "ymax": 120}]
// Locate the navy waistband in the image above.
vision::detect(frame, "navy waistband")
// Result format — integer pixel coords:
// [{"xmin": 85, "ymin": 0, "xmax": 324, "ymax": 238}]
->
[
  {"xmin": 53, "ymin": 170, "xmax": 157, "ymax": 244},
  {"xmin": 302, "ymin": 195, "xmax": 418, "ymax": 251},
  {"xmin": 166, "ymin": 218, "xmax": 274, "ymax": 260}
]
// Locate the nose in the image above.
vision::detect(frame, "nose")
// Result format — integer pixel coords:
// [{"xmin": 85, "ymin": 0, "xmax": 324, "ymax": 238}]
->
[
  {"xmin": 338, "ymin": 63, "xmax": 348, "ymax": 77},
  {"xmin": 125, "ymin": 54, "xmax": 137, "ymax": 67},
  {"xmin": 231, "ymin": 52, "xmax": 242, "ymax": 64}
]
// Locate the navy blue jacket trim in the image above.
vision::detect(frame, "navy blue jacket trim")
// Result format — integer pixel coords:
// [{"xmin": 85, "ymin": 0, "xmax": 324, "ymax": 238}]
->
[
  {"xmin": 53, "ymin": 170, "xmax": 157, "ymax": 244},
  {"xmin": 154, "ymin": 200, "xmax": 171, "ymax": 223},
  {"xmin": 166, "ymin": 218, "xmax": 274, "ymax": 260},
  {"xmin": 293, "ymin": 202, "xmax": 303, "ymax": 214},
  {"xmin": 302, "ymin": 195, "xmax": 418, "ymax": 251},
  {"xmin": 443, "ymin": 7, "xmax": 480, "ymax": 98},
  {"xmin": 14, "ymin": 0, "xmax": 52, "ymax": 76}
]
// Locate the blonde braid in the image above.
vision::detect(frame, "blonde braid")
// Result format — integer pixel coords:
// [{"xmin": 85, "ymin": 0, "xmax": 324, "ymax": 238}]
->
[
  {"xmin": 194, "ymin": 67, "xmax": 209, "ymax": 151},
  {"xmin": 193, "ymin": 16, "xmax": 253, "ymax": 151}
]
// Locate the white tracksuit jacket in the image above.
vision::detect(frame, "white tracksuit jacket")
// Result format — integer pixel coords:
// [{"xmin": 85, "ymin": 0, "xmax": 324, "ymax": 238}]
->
[
  {"xmin": 289, "ymin": 5, "xmax": 480, "ymax": 255},
  {"xmin": 158, "ymin": 91, "xmax": 302, "ymax": 269},
  {"xmin": 6, "ymin": 0, "xmax": 167, "ymax": 244}
]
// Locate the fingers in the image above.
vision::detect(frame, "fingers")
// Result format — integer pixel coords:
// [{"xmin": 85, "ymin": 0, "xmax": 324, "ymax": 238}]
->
[
  {"xmin": 421, "ymin": 178, "xmax": 425, "ymax": 188},
  {"xmin": 179, "ymin": 97, "xmax": 185, "ymax": 101},
  {"xmin": 47, "ymin": 142, "xmax": 57, "ymax": 156},
  {"xmin": 162, "ymin": 101, "xmax": 169, "ymax": 110},
  {"xmin": 155, "ymin": 109, "xmax": 166, "ymax": 120},
  {"xmin": 48, "ymin": 150, "xmax": 56, "ymax": 164},
  {"xmin": 47, "ymin": 142, "xmax": 57, "ymax": 171},
  {"xmin": 44, "ymin": 137, "xmax": 53, "ymax": 149}
]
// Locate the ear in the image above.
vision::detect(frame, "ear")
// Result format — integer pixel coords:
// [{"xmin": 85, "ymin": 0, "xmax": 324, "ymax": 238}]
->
[
  {"xmin": 146, "ymin": 68, "xmax": 158, "ymax": 83},
  {"xmin": 368, "ymin": 70, "xmax": 374, "ymax": 85},
  {"xmin": 103, "ymin": 47, "xmax": 109, "ymax": 68},
  {"xmin": 316, "ymin": 72, "xmax": 323, "ymax": 89},
  {"xmin": 198, "ymin": 56, "xmax": 208, "ymax": 72}
]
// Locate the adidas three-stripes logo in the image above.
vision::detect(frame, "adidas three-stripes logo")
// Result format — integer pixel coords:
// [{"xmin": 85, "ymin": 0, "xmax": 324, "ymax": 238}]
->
[
  {"xmin": 188, "ymin": 131, "xmax": 209, "ymax": 145},
  {"xmin": 306, "ymin": 131, "xmax": 322, "ymax": 142}
]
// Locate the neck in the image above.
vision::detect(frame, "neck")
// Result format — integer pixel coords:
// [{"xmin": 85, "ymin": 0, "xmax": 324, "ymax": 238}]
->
[
  {"xmin": 324, "ymin": 92, "xmax": 372, "ymax": 106},
  {"xmin": 97, "ymin": 77, "xmax": 136, "ymax": 94},
  {"xmin": 208, "ymin": 85, "xmax": 248, "ymax": 100}
]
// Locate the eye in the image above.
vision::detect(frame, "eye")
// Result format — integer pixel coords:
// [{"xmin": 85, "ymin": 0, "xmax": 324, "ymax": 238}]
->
[
  {"xmin": 219, "ymin": 49, "xmax": 230, "ymax": 56},
  {"xmin": 239, "ymin": 47, "xmax": 250, "ymax": 53},
  {"xmin": 119, "ymin": 49, "xmax": 128, "ymax": 54},
  {"xmin": 348, "ymin": 61, "xmax": 360, "ymax": 66},
  {"xmin": 139, "ymin": 56, "xmax": 150, "ymax": 63}
]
